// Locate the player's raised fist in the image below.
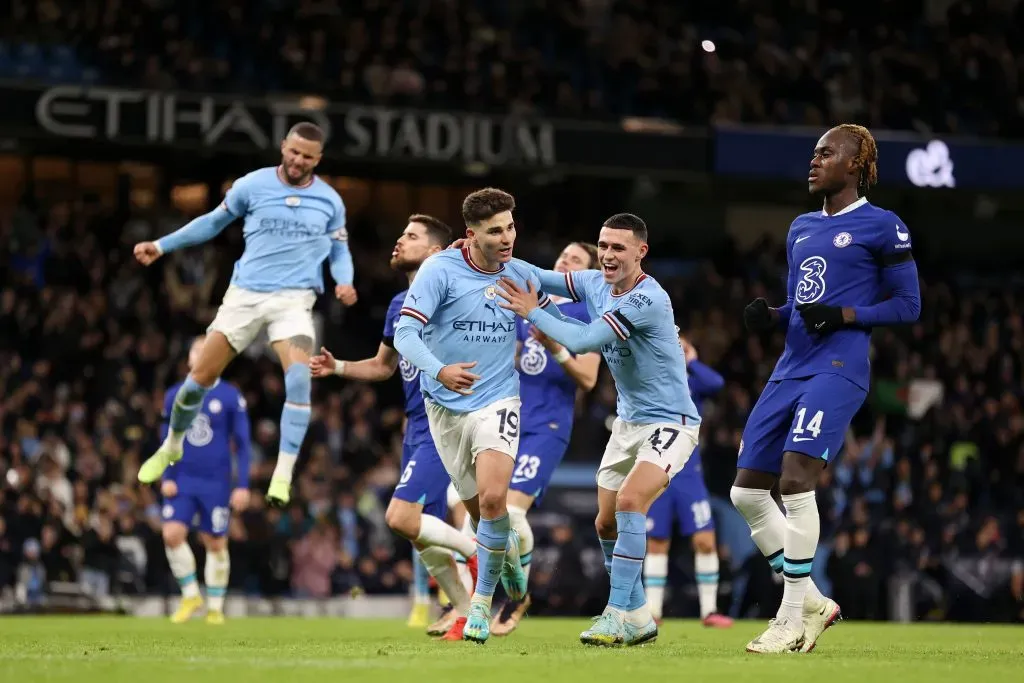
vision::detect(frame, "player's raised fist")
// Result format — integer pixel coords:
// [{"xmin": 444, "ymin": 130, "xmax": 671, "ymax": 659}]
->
[
  {"xmin": 437, "ymin": 361, "xmax": 481, "ymax": 396},
  {"xmin": 160, "ymin": 480, "xmax": 178, "ymax": 497},
  {"xmin": 133, "ymin": 241, "xmax": 163, "ymax": 266},
  {"xmin": 335, "ymin": 284, "xmax": 358, "ymax": 306},
  {"xmin": 309, "ymin": 347, "xmax": 337, "ymax": 377},
  {"xmin": 743, "ymin": 298, "xmax": 776, "ymax": 333}
]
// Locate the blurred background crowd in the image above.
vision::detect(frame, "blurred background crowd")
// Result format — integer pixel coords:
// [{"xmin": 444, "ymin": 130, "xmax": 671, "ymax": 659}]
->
[
  {"xmin": 2, "ymin": 0, "xmax": 1024, "ymax": 136},
  {"xmin": 1, "ymin": 0, "xmax": 1022, "ymax": 623}
]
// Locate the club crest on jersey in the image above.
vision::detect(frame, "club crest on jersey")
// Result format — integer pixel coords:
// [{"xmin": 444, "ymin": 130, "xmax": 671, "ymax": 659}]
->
[
  {"xmin": 285, "ymin": 196, "xmax": 301, "ymax": 207},
  {"xmin": 833, "ymin": 232, "xmax": 852, "ymax": 248},
  {"xmin": 484, "ymin": 285, "xmax": 498, "ymax": 300},
  {"xmin": 208, "ymin": 399, "xmax": 222, "ymax": 414}
]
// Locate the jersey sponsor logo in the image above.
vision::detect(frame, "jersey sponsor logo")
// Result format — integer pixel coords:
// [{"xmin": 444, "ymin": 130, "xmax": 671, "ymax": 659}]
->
[
  {"xmin": 258, "ymin": 217, "xmax": 326, "ymax": 238},
  {"xmin": 895, "ymin": 224, "xmax": 912, "ymax": 249},
  {"xmin": 399, "ymin": 356, "xmax": 420, "ymax": 382},
  {"xmin": 795, "ymin": 256, "xmax": 827, "ymax": 304},
  {"xmin": 624, "ymin": 292, "xmax": 652, "ymax": 311},
  {"xmin": 452, "ymin": 320, "xmax": 515, "ymax": 333},
  {"xmin": 832, "ymin": 232, "xmax": 852, "ymax": 248},
  {"xmin": 519, "ymin": 337, "xmax": 548, "ymax": 375},
  {"xmin": 186, "ymin": 413, "xmax": 214, "ymax": 448}
]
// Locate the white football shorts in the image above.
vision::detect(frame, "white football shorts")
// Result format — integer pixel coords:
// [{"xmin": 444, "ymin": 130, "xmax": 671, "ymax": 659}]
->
[
  {"xmin": 597, "ymin": 418, "xmax": 700, "ymax": 491},
  {"xmin": 207, "ymin": 284, "xmax": 316, "ymax": 352}
]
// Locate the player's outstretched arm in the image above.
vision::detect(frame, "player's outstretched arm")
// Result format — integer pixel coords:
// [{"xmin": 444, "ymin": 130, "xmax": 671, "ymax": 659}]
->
[
  {"xmin": 153, "ymin": 205, "xmax": 237, "ymax": 257},
  {"xmin": 327, "ymin": 209, "xmax": 356, "ymax": 305},
  {"xmin": 311, "ymin": 344, "xmax": 399, "ymax": 382},
  {"xmin": 525, "ymin": 307, "xmax": 619, "ymax": 354}
]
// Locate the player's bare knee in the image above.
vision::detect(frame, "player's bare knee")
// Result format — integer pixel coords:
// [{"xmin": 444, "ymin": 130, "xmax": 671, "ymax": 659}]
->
[
  {"xmin": 692, "ymin": 532, "xmax": 716, "ymax": 555},
  {"xmin": 614, "ymin": 489, "xmax": 644, "ymax": 513},
  {"xmin": 163, "ymin": 523, "xmax": 187, "ymax": 547},
  {"xmin": 594, "ymin": 514, "xmax": 617, "ymax": 539},
  {"xmin": 647, "ymin": 537, "xmax": 670, "ymax": 554},
  {"xmin": 385, "ymin": 504, "xmax": 419, "ymax": 539},
  {"xmin": 203, "ymin": 534, "xmax": 227, "ymax": 553},
  {"xmin": 477, "ymin": 488, "xmax": 506, "ymax": 519},
  {"xmin": 778, "ymin": 473, "xmax": 814, "ymax": 496}
]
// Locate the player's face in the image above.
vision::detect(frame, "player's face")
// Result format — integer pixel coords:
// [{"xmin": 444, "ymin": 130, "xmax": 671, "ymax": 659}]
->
[
  {"xmin": 467, "ymin": 210, "xmax": 516, "ymax": 264},
  {"xmin": 187, "ymin": 337, "xmax": 206, "ymax": 370},
  {"xmin": 391, "ymin": 222, "xmax": 437, "ymax": 272},
  {"xmin": 280, "ymin": 134, "xmax": 323, "ymax": 185},
  {"xmin": 597, "ymin": 227, "xmax": 648, "ymax": 288},
  {"xmin": 808, "ymin": 129, "xmax": 854, "ymax": 196},
  {"xmin": 553, "ymin": 243, "xmax": 593, "ymax": 273}
]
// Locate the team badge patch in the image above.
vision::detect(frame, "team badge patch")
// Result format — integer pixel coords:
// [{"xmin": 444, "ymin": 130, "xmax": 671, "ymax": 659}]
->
[
  {"xmin": 285, "ymin": 196, "xmax": 301, "ymax": 207},
  {"xmin": 833, "ymin": 232, "xmax": 852, "ymax": 248},
  {"xmin": 484, "ymin": 285, "xmax": 498, "ymax": 300}
]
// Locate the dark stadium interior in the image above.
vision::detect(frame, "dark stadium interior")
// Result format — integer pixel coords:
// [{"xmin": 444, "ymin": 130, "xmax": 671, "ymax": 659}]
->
[{"xmin": 1, "ymin": 0, "xmax": 1022, "ymax": 627}]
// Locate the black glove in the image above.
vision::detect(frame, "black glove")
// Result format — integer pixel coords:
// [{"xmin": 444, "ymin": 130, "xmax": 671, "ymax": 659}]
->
[
  {"xmin": 743, "ymin": 298, "xmax": 775, "ymax": 333},
  {"xmin": 796, "ymin": 303, "xmax": 845, "ymax": 335}
]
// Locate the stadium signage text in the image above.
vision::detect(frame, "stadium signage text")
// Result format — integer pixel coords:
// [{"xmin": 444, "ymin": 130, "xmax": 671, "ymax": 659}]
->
[{"xmin": 32, "ymin": 86, "xmax": 556, "ymax": 168}]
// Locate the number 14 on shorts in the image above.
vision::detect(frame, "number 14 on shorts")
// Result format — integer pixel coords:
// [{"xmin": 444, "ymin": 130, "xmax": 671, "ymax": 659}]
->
[{"xmin": 790, "ymin": 407, "xmax": 824, "ymax": 442}]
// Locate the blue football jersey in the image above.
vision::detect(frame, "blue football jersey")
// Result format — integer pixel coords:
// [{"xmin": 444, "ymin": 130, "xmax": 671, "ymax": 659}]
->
[
  {"xmin": 384, "ymin": 289, "xmax": 431, "ymax": 446},
  {"xmin": 517, "ymin": 299, "xmax": 591, "ymax": 442},
  {"xmin": 161, "ymin": 380, "xmax": 251, "ymax": 487},
  {"xmin": 221, "ymin": 167, "xmax": 348, "ymax": 293},
  {"xmin": 393, "ymin": 247, "xmax": 551, "ymax": 413},
  {"xmin": 773, "ymin": 198, "xmax": 916, "ymax": 391},
  {"xmin": 529, "ymin": 269, "xmax": 700, "ymax": 426}
]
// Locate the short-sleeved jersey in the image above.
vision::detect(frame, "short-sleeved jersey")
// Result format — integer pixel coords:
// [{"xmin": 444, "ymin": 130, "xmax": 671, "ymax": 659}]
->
[
  {"xmin": 564, "ymin": 270, "xmax": 700, "ymax": 425},
  {"xmin": 222, "ymin": 167, "xmax": 347, "ymax": 293},
  {"xmin": 161, "ymin": 380, "xmax": 249, "ymax": 486},
  {"xmin": 772, "ymin": 198, "xmax": 913, "ymax": 391},
  {"xmin": 395, "ymin": 248, "xmax": 550, "ymax": 413},
  {"xmin": 384, "ymin": 289, "xmax": 431, "ymax": 446},
  {"xmin": 517, "ymin": 299, "xmax": 591, "ymax": 441}
]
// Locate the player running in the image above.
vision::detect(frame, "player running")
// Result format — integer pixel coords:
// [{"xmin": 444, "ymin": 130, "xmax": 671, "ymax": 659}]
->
[
  {"xmin": 733, "ymin": 124, "xmax": 921, "ymax": 653},
  {"xmin": 490, "ymin": 242, "xmax": 601, "ymax": 636},
  {"xmin": 310, "ymin": 215, "xmax": 479, "ymax": 640},
  {"xmin": 160, "ymin": 335, "xmax": 251, "ymax": 624},
  {"xmin": 394, "ymin": 188, "xmax": 552, "ymax": 643},
  {"xmin": 133, "ymin": 123, "xmax": 356, "ymax": 507},
  {"xmin": 643, "ymin": 335, "xmax": 732, "ymax": 628},
  {"xmin": 497, "ymin": 213, "xmax": 700, "ymax": 648}
]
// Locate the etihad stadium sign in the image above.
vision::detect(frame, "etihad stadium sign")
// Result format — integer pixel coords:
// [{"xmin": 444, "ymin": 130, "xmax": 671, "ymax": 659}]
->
[
  {"xmin": 32, "ymin": 85, "xmax": 556, "ymax": 168},
  {"xmin": 0, "ymin": 82, "xmax": 710, "ymax": 179}
]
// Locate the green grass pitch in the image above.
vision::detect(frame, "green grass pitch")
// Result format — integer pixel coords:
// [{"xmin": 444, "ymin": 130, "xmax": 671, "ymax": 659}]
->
[{"xmin": 1, "ymin": 617, "xmax": 1021, "ymax": 683}]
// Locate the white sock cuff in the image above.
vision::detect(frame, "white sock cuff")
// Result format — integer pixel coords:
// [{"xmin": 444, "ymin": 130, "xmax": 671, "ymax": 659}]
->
[
  {"xmin": 446, "ymin": 484, "xmax": 461, "ymax": 509},
  {"xmin": 694, "ymin": 551, "xmax": 719, "ymax": 574},
  {"xmin": 417, "ymin": 545, "xmax": 453, "ymax": 572},
  {"xmin": 781, "ymin": 490, "xmax": 816, "ymax": 510},
  {"xmin": 644, "ymin": 552, "xmax": 668, "ymax": 577},
  {"xmin": 417, "ymin": 514, "xmax": 477, "ymax": 558},
  {"xmin": 165, "ymin": 543, "xmax": 196, "ymax": 577},
  {"xmin": 506, "ymin": 505, "xmax": 533, "ymax": 551},
  {"xmin": 730, "ymin": 485, "xmax": 772, "ymax": 506}
]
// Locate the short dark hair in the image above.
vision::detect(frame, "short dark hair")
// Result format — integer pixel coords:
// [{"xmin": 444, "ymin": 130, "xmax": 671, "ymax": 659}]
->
[
  {"xmin": 572, "ymin": 242, "xmax": 599, "ymax": 269},
  {"xmin": 602, "ymin": 213, "xmax": 648, "ymax": 242},
  {"xmin": 462, "ymin": 188, "xmax": 515, "ymax": 225},
  {"xmin": 408, "ymin": 214, "xmax": 453, "ymax": 247},
  {"xmin": 287, "ymin": 122, "xmax": 325, "ymax": 144}
]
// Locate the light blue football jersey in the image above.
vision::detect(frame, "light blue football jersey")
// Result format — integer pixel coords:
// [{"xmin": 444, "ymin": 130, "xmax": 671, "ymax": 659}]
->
[
  {"xmin": 529, "ymin": 269, "xmax": 700, "ymax": 426},
  {"xmin": 220, "ymin": 167, "xmax": 348, "ymax": 293},
  {"xmin": 393, "ymin": 247, "xmax": 550, "ymax": 413}
]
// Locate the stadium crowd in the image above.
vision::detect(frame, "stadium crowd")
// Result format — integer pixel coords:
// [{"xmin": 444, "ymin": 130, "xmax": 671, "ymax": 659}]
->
[
  {"xmin": 1, "ymin": 192, "xmax": 1022, "ymax": 622},
  {"xmin": 2, "ymin": 0, "xmax": 1023, "ymax": 136}
]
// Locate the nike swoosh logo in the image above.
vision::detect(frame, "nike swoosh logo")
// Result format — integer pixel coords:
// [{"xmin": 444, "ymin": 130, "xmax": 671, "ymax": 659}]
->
[
  {"xmin": 511, "ymin": 477, "xmax": 531, "ymax": 484},
  {"xmin": 395, "ymin": 484, "xmax": 407, "ymax": 489},
  {"xmin": 792, "ymin": 436, "xmax": 814, "ymax": 442},
  {"xmin": 795, "ymin": 236, "xmax": 811, "ymax": 243},
  {"xmin": 815, "ymin": 321, "xmax": 825, "ymax": 330}
]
